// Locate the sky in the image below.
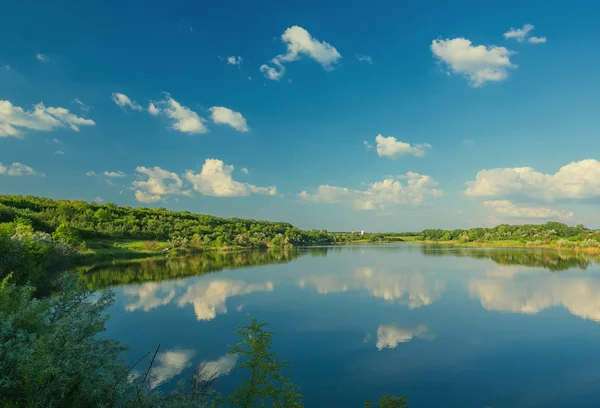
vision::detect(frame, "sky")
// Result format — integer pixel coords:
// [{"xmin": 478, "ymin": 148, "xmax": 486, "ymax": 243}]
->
[{"xmin": 1, "ymin": 0, "xmax": 600, "ymax": 232}]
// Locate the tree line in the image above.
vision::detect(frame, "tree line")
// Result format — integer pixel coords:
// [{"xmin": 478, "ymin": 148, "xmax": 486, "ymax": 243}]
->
[{"xmin": 0, "ymin": 195, "xmax": 398, "ymax": 250}]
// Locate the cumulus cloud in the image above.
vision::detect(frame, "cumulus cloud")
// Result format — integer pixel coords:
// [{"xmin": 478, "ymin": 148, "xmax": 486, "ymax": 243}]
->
[
  {"xmin": 504, "ymin": 24, "xmax": 546, "ymax": 44},
  {"xmin": 177, "ymin": 280, "xmax": 274, "ymax": 321},
  {"xmin": 374, "ymin": 134, "xmax": 431, "ymax": 158},
  {"xmin": 376, "ymin": 324, "xmax": 431, "ymax": 350},
  {"xmin": 184, "ymin": 159, "xmax": 277, "ymax": 197},
  {"xmin": 148, "ymin": 349, "xmax": 195, "ymax": 389},
  {"xmin": 298, "ymin": 267, "xmax": 444, "ymax": 309},
  {"xmin": 0, "ymin": 100, "xmax": 95, "ymax": 138},
  {"xmin": 483, "ymin": 200, "xmax": 574, "ymax": 221},
  {"xmin": 36, "ymin": 53, "xmax": 50, "ymax": 62},
  {"xmin": 356, "ymin": 54, "xmax": 373, "ymax": 64},
  {"xmin": 55, "ymin": 150, "xmax": 64, "ymax": 155},
  {"xmin": 469, "ymin": 269, "xmax": 600, "ymax": 323},
  {"xmin": 240, "ymin": 167, "xmax": 249, "ymax": 175},
  {"xmin": 133, "ymin": 166, "xmax": 185, "ymax": 203},
  {"xmin": 124, "ymin": 278, "xmax": 274, "ymax": 321},
  {"xmin": 124, "ymin": 282, "xmax": 178, "ymax": 312},
  {"xmin": 111, "ymin": 92, "xmax": 142, "ymax": 111},
  {"xmin": 226, "ymin": 56, "xmax": 242, "ymax": 66},
  {"xmin": 103, "ymin": 170, "xmax": 126, "ymax": 178},
  {"xmin": 299, "ymin": 172, "xmax": 442, "ymax": 211},
  {"xmin": 430, "ymin": 38, "xmax": 516, "ymax": 87},
  {"xmin": 209, "ymin": 106, "xmax": 249, "ymax": 132},
  {"xmin": 465, "ymin": 160, "xmax": 600, "ymax": 202},
  {"xmin": 198, "ymin": 355, "xmax": 238, "ymax": 382},
  {"xmin": 147, "ymin": 103, "xmax": 160, "ymax": 116},
  {"xmin": 150, "ymin": 95, "xmax": 208, "ymax": 134},
  {"xmin": 0, "ymin": 162, "xmax": 41, "ymax": 176},
  {"xmin": 260, "ymin": 25, "xmax": 342, "ymax": 80}
]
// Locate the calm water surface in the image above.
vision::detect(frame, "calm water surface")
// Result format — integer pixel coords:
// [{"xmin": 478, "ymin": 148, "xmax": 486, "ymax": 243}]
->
[{"xmin": 88, "ymin": 245, "xmax": 600, "ymax": 407}]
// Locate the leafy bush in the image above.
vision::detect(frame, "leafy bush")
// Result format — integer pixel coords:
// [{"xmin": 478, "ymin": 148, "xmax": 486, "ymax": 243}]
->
[{"xmin": 0, "ymin": 222, "xmax": 72, "ymax": 290}]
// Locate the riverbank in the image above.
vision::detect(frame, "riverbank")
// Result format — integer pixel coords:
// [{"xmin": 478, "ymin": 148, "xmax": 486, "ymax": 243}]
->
[
  {"xmin": 76, "ymin": 236, "xmax": 600, "ymax": 265},
  {"xmin": 74, "ymin": 238, "xmax": 292, "ymax": 264},
  {"xmin": 398, "ymin": 236, "xmax": 600, "ymax": 253}
]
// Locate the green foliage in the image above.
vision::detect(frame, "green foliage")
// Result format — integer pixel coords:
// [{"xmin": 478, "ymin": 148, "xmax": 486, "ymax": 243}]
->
[
  {"xmin": 419, "ymin": 246, "xmax": 595, "ymax": 271},
  {"xmin": 80, "ymin": 249, "xmax": 301, "ymax": 289},
  {"xmin": 0, "ymin": 223, "xmax": 72, "ymax": 290},
  {"xmin": 365, "ymin": 395, "xmax": 408, "ymax": 408},
  {"xmin": 223, "ymin": 314, "xmax": 303, "ymax": 408},
  {"xmin": 421, "ymin": 222, "xmax": 595, "ymax": 244},
  {"xmin": 52, "ymin": 221, "xmax": 85, "ymax": 248},
  {"xmin": 0, "ymin": 195, "xmax": 417, "ymax": 251},
  {"xmin": 0, "ymin": 274, "xmax": 129, "ymax": 407}
]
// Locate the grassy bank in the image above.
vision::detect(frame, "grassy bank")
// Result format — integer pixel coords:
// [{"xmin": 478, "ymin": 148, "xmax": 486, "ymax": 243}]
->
[{"xmin": 399, "ymin": 235, "xmax": 600, "ymax": 253}]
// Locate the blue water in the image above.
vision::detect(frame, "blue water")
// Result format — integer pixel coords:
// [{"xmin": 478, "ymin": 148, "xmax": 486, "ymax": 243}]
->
[{"xmin": 96, "ymin": 245, "xmax": 600, "ymax": 407}]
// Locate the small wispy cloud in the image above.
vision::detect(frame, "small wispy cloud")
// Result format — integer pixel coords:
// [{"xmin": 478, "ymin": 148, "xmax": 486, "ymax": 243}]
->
[
  {"xmin": 356, "ymin": 54, "xmax": 373, "ymax": 64},
  {"xmin": 504, "ymin": 24, "xmax": 547, "ymax": 44},
  {"xmin": 73, "ymin": 98, "xmax": 91, "ymax": 112},
  {"xmin": 226, "ymin": 56, "xmax": 243, "ymax": 66},
  {"xmin": 36, "ymin": 53, "xmax": 50, "ymax": 62}
]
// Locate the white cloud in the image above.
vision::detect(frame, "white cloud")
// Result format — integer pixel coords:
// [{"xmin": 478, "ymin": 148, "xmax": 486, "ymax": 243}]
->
[
  {"xmin": 356, "ymin": 54, "xmax": 373, "ymax": 64},
  {"xmin": 364, "ymin": 140, "xmax": 373, "ymax": 150},
  {"xmin": 299, "ymin": 172, "xmax": 442, "ymax": 211},
  {"xmin": 123, "ymin": 278, "xmax": 274, "ymax": 321},
  {"xmin": 299, "ymin": 267, "xmax": 444, "ymax": 309},
  {"xmin": 36, "ymin": 53, "xmax": 50, "ymax": 62},
  {"xmin": 260, "ymin": 25, "xmax": 342, "ymax": 80},
  {"xmin": 177, "ymin": 279, "xmax": 274, "ymax": 321},
  {"xmin": 528, "ymin": 36, "xmax": 547, "ymax": 44},
  {"xmin": 0, "ymin": 100, "xmax": 95, "ymax": 138},
  {"xmin": 374, "ymin": 134, "xmax": 431, "ymax": 158},
  {"xmin": 209, "ymin": 107, "xmax": 249, "ymax": 132},
  {"xmin": 0, "ymin": 162, "xmax": 41, "ymax": 177},
  {"xmin": 184, "ymin": 159, "xmax": 277, "ymax": 197},
  {"xmin": 240, "ymin": 167, "xmax": 249, "ymax": 174},
  {"xmin": 198, "ymin": 355, "xmax": 238, "ymax": 382},
  {"xmin": 73, "ymin": 98, "xmax": 90, "ymax": 112},
  {"xmin": 148, "ymin": 349, "xmax": 195, "ymax": 389},
  {"xmin": 376, "ymin": 324, "xmax": 431, "ymax": 350},
  {"xmin": 469, "ymin": 268, "xmax": 600, "ymax": 323},
  {"xmin": 124, "ymin": 282, "xmax": 178, "ymax": 312},
  {"xmin": 133, "ymin": 166, "xmax": 184, "ymax": 203},
  {"xmin": 431, "ymin": 38, "xmax": 516, "ymax": 87},
  {"xmin": 55, "ymin": 150, "xmax": 64, "ymax": 155},
  {"xmin": 103, "ymin": 170, "xmax": 126, "ymax": 178},
  {"xmin": 94, "ymin": 196, "xmax": 104, "ymax": 202},
  {"xmin": 151, "ymin": 95, "xmax": 208, "ymax": 134},
  {"xmin": 503, "ymin": 24, "xmax": 535, "ymax": 42},
  {"xmin": 483, "ymin": 200, "xmax": 574, "ymax": 221},
  {"xmin": 111, "ymin": 92, "xmax": 142, "ymax": 111},
  {"xmin": 465, "ymin": 159, "xmax": 600, "ymax": 202},
  {"xmin": 226, "ymin": 56, "xmax": 242, "ymax": 66},
  {"xmin": 85, "ymin": 171, "xmax": 97, "ymax": 177},
  {"xmin": 147, "ymin": 103, "xmax": 160, "ymax": 116},
  {"xmin": 52, "ymin": 137, "xmax": 60, "ymax": 143}
]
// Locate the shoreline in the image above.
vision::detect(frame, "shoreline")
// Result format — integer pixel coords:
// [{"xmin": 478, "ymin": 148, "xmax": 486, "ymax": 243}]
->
[{"xmin": 75, "ymin": 238, "xmax": 600, "ymax": 266}]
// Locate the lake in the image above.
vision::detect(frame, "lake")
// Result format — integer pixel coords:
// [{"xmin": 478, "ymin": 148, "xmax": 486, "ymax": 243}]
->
[{"xmin": 87, "ymin": 245, "xmax": 600, "ymax": 407}]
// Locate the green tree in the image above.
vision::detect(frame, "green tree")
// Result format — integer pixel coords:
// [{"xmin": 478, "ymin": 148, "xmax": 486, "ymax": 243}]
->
[{"xmin": 224, "ymin": 314, "xmax": 303, "ymax": 408}]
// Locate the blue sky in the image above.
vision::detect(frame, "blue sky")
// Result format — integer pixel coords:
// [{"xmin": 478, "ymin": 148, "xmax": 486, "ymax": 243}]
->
[{"xmin": 1, "ymin": 0, "xmax": 600, "ymax": 231}]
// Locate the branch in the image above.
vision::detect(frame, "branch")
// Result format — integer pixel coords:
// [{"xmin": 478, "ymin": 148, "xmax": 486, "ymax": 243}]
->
[{"xmin": 135, "ymin": 344, "xmax": 161, "ymax": 407}]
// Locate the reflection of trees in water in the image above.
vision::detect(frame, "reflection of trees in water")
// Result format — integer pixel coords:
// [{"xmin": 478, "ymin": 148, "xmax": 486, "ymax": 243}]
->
[
  {"xmin": 81, "ymin": 249, "xmax": 304, "ymax": 288},
  {"xmin": 419, "ymin": 246, "xmax": 596, "ymax": 271}
]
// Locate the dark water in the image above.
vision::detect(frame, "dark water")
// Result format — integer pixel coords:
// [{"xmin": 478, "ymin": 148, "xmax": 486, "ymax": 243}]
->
[{"xmin": 89, "ymin": 245, "xmax": 600, "ymax": 407}]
